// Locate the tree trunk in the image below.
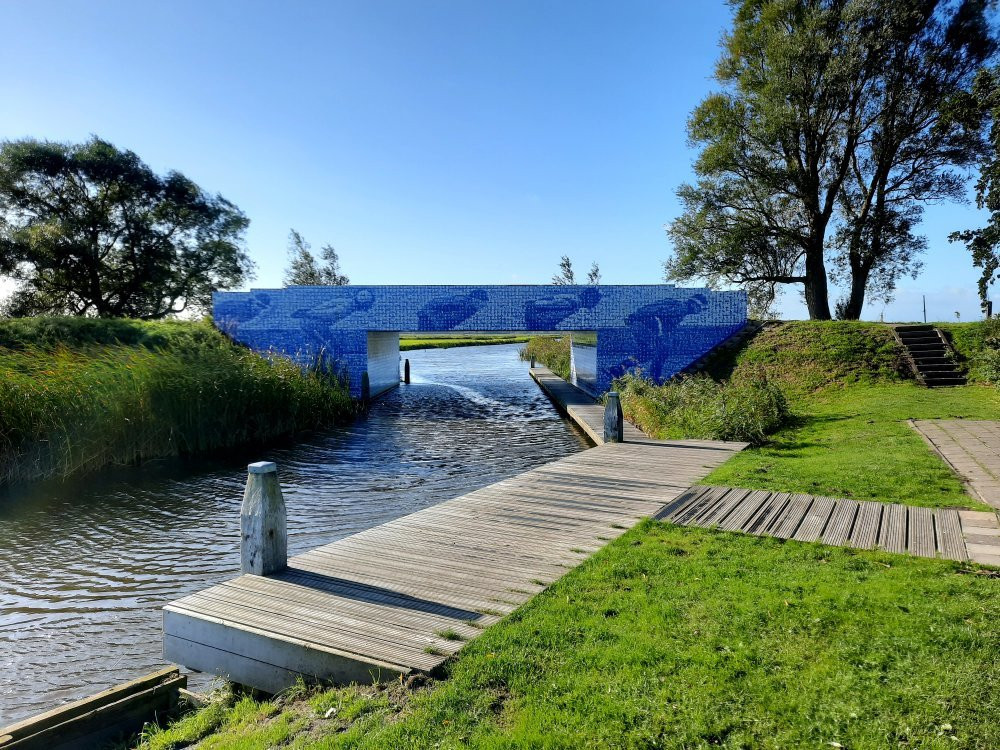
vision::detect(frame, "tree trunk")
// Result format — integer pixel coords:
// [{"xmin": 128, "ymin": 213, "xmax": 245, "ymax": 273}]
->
[
  {"xmin": 802, "ymin": 243, "xmax": 832, "ymax": 320},
  {"xmin": 840, "ymin": 263, "xmax": 869, "ymax": 320}
]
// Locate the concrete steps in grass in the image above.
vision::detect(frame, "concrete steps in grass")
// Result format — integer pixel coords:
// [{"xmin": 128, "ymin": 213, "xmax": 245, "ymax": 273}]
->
[{"xmin": 891, "ymin": 324, "xmax": 966, "ymax": 388}]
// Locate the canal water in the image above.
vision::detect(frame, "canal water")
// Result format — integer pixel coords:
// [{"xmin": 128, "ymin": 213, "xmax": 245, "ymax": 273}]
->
[{"xmin": 0, "ymin": 344, "xmax": 589, "ymax": 724}]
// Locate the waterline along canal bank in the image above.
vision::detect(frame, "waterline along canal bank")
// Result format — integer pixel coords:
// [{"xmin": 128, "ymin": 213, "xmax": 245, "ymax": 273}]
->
[{"xmin": 0, "ymin": 344, "xmax": 589, "ymax": 725}]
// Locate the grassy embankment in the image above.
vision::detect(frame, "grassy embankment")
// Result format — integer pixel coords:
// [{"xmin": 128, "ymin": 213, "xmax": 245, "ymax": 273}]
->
[
  {"xmin": 0, "ymin": 317, "xmax": 355, "ymax": 484},
  {"xmin": 702, "ymin": 322, "xmax": 1000, "ymax": 509},
  {"xmin": 400, "ymin": 332, "xmax": 533, "ymax": 351},
  {"xmin": 526, "ymin": 322, "xmax": 1000, "ymax": 509},
  {"xmin": 135, "ymin": 321, "xmax": 1000, "ymax": 749}
]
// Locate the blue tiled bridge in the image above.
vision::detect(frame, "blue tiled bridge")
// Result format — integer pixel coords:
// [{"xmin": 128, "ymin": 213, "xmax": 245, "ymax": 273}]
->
[{"xmin": 213, "ymin": 285, "xmax": 747, "ymax": 397}]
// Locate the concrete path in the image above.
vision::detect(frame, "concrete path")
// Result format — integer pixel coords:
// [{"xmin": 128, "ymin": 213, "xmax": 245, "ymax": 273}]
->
[{"xmin": 910, "ymin": 420, "xmax": 1000, "ymax": 509}]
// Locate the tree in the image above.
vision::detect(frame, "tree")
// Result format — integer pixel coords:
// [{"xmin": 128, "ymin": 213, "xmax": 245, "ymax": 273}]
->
[
  {"xmin": 586, "ymin": 262, "xmax": 601, "ymax": 285},
  {"xmin": 552, "ymin": 255, "xmax": 575, "ymax": 285},
  {"xmin": 0, "ymin": 137, "xmax": 252, "ymax": 318},
  {"xmin": 951, "ymin": 67, "xmax": 1000, "ymax": 308},
  {"xmin": 552, "ymin": 256, "xmax": 602, "ymax": 285},
  {"xmin": 284, "ymin": 230, "xmax": 349, "ymax": 286},
  {"xmin": 319, "ymin": 244, "xmax": 349, "ymax": 286},
  {"xmin": 285, "ymin": 230, "xmax": 322, "ymax": 285},
  {"xmin": 667, "ymin": 0, "xmax": 995, "ymax": 319},
  {"xmin": 832, "ymin": 0, "xmax": 994, "ymax": 318}
]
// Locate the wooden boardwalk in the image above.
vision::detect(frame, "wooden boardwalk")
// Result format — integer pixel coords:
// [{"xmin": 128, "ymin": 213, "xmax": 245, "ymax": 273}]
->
[
  {"xmin": 163, "ymin": 383, "xmax": 745, "ymax": 692},
  {"xmin": 658, "ymin": 485, "xmax": 1000, "ymax": 563},
  {"xmin": 529, "ymin": 366, "xmax": 650, "ymax": 444}
]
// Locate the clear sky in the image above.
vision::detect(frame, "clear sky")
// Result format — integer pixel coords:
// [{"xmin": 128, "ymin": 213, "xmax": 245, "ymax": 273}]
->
[{"xmin": 0, "ymin": 0, "xmax": 990, "ymax": 322}]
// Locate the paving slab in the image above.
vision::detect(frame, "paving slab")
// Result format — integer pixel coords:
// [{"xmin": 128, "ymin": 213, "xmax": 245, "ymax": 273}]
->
[{"xmin": 911, "ymin": 420, "xmax": 1000, "ymax": 509}]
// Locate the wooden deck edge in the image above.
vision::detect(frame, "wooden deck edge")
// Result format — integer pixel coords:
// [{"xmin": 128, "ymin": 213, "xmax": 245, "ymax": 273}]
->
[
  {"xmin": 565, "ymin": 404, "xmax": 603, "ymax": 445},
  {"xmin": 163, "ymin": 607, "xmax": 411, "ymax": 694},
  {"xmin": 0, "ymin": 668, "xmax": 185, "ymax": 749}
]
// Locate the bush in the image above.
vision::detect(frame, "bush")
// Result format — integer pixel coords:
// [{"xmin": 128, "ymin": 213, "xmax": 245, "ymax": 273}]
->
[
  {"xmin": 519, "ymin": 336, "xmax": 571, "ymax": 380},
  {"xmin": 614, "ymin": 368, "xmax": 789, "ymax": 445},
  {"xmin": 0, "ymin": 318, "xmax": 356, "ymax": 484},
  {"xmin": 940, "ymin": 320, "xmax": 1000, "ymax": 384}
]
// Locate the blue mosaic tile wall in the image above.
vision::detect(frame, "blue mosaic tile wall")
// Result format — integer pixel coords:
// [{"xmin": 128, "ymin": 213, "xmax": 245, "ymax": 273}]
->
[{"xmin": 213, "ymin": 285, "xmax": 747, "ymax": 396}]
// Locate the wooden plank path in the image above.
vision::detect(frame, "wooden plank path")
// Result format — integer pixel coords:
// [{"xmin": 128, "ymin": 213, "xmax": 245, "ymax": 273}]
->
[
  {"xmin": 163, "ymin": 376, "xmax": 746, "ymax": 692},
  {"xmin": 527, "ymin": 367, "xmax": 645, "ymax": 444},
  {"xmin": 164, "ymin": 373, "xmax": 1000, "ymax": 694},
  {"xmin": 657, "ymin": 485, "xmax": 1000, "ymax": 563}
]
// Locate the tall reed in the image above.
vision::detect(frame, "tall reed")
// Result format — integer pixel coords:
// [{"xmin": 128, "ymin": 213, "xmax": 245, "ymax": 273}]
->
[
  {"xmin": 518, "ymin": 336, "xmax": 571, "ymax": 379},
  {"xmin": 614, "ymin": 368, "xmax": 789, "ymax": 445},
  {"xmin": 0, "ymin": 320, "xmax": 356, "ymax": 484}
]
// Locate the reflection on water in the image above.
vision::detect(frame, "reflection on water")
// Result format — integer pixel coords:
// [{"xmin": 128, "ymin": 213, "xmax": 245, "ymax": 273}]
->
[{"xmin": 0, "ymin": 344, "xmax": 589, "ymax": 724}]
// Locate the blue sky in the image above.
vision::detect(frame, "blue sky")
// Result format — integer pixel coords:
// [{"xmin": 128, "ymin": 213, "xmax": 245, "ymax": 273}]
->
[{"xmin": 0, "ymin": 0, "xmax": 990, "ymax": 321}]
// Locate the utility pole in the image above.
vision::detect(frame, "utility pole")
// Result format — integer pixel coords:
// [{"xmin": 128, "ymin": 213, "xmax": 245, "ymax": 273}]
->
[{"xmin": 923, "ymin": 295, "xmax": 927, "ymax": 324}]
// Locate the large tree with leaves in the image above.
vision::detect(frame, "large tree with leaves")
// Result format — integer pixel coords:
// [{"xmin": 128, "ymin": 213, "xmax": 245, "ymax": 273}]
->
[
  {"xmin": 666, "ymin": 0, "xmax": 995, "ymax": 319},
  {"xmin": 951, "ymin": 66, "xmax": 1000, "ymax": 307},
  {"xmin": 0, "ymin": 137, "xmax": 253, "ymax": 318}
]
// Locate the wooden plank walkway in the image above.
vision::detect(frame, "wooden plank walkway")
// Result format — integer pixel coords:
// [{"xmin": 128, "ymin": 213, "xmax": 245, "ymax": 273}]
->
[
  {"xmin": 163, "ymin": 375, "xmax": 746, "ymax": 692},
  {"xmin": 657, "ymin": 485, "xmax": 1000, "ymax": 563},
  {"xmin": 529, "ymin": 366, "xmax": 647, "ymax": 444}
]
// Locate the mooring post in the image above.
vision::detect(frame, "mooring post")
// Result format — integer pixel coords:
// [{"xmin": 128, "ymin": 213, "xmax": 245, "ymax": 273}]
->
[
  {"xmin": 361, "ymin": 371, "xmax": 371, "ymax": 403},
  {"xmin": 603, "ymin": 391, "xmax": 624, "ymax": 444},
  {"xmin": 240, "ymin": 461, "xmax": 287, "ymax": 576},
  {"xmin": 404, "ymin": 358, "xmax": 410, "ymax": 384},
  {"xmin": 530, "ymin": 355, "xmax": 536, "ymax": 368}
]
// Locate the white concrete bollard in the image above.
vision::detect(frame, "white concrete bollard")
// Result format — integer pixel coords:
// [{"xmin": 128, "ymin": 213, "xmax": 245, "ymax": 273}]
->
[{"xmin": 240, "ymin": 461, "xmax": 287, "ymax": 576}]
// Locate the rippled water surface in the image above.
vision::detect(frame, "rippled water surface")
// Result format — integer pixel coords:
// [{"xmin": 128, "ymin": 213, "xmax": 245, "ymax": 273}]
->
[{"xmin": 0, "ymin": 344, "xmax": 589, "ymax": 724}]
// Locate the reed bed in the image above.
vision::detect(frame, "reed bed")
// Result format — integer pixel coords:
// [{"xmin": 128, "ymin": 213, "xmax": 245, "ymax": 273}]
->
[
  {"xmin": 518, "ymin": 335, "xmax": 571, "ymax": 379},
  {"xmin": 614, "ymin": 369, "xmax": 789, "ymax": 445},
  {"xmin": 0, "ymin": 319, "xmax": 355, "ymax": 484}
]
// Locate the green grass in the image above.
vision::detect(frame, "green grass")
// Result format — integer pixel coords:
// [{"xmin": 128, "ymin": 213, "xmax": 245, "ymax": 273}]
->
[
  {"xmin": 0, "ymin": 317, "xmax": 356, "ymax": 483},
  {"xmin": 608, "ymin": 321, "xmax": 997, "ymax": 508},
  {"xmin": 703, "ymin": 320, "xmax": 908, "ymax": 391},
  {"xmin": 137, "ymin": 522, "xmax": 1000, "ymax": 749},
  {"xmin": 705, "ymin": 382, "xmax": 999, "ymax": 508},
  {"xmin": 939, "ymin": 321, "xmax": 1000, "ymax": 383},
  {"xmin": 399, "ymin": 333, "xmax": 532, "ymax": 351},
  {"xmin": 615, "ymin": 369, "xmax": 790, "ymax": 445},
  {"xmin": 0, "ymin": 315, "xmax": 226, "ymax": 351}
]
